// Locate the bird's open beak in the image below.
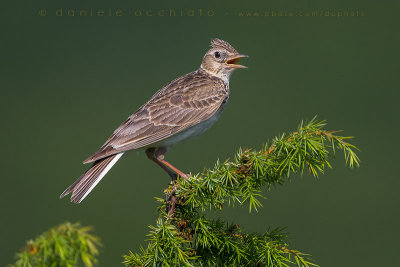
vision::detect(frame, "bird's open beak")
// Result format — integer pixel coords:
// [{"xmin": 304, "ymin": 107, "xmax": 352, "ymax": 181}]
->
[{"xmin": 225, "ymin": 54, "xmax": 248, "ymax": 69}]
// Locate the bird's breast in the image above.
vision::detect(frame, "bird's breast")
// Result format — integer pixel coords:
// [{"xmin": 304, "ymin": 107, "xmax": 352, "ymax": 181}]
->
[{"xmin": 155, "ymin": 101, "xmax": 228, "ymax": 148}]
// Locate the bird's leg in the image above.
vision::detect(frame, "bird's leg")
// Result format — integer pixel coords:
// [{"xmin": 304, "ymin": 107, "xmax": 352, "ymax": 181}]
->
[
  {"xmin": 145, "ymin": 147, "xmax": 188, "ymax": 180},
  {"xmin": 152, "ymin": 157, "xmax": 188, "ymax": 204},
  {"xmin": 145, "ymin": 147, "xmax": 189, "ymax": 214},
  {"xmin": 150, "ymin": 158, "xmax": 177, "ymax": 203},
  {"xmin": 145, "ymin": 148, "xmax": 177, "ymax": 203},
  {"xmin": 158, "ymin": 159, "xmax": 188, "ymax": 179},
  {"xmin": 151, "ymin": 157, "xmax": 178, "ymax": 181},
  {"xmin": 146, "ymin": 148, "xmax": 177, "ymax": 180}
]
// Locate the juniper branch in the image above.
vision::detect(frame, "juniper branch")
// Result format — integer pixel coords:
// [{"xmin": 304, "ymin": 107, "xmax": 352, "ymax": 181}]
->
[
  {"xmin": 9, "ymin": 222, "xmax": 102, "ymax": 267},
  {"xmin": 123, "ymin": 117, "xmax": 360, "ymax": 267}
]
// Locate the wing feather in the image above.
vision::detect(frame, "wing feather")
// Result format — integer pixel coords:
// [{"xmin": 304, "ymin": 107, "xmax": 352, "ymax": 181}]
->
[{"xmin": 83, "ymin": 70, "xmax": 228, "ymax": 164}]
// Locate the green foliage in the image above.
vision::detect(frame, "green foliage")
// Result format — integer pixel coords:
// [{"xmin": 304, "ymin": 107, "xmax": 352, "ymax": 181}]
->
[
  {"xmin": 9, "ymin": 222, "xmax": 102, "ymax": 267},
  {"xmin": 9, "ymin": 118, "xmax": 359, "ymax": 266},
  {"xmin": 123, "ymin": 118, "xmax": 360, "ymax": 267}
]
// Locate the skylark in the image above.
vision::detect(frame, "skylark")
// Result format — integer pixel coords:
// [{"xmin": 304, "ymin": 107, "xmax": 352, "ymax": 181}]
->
[{"xmin": 60, "ymin": 38, "xmax": 247, "ymax": 203}]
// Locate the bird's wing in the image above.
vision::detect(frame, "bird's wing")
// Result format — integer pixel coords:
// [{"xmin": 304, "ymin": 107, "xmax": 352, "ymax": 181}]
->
[{"xmin": 83, "ymin": 72, "xmax": 228, "ymax": 164}]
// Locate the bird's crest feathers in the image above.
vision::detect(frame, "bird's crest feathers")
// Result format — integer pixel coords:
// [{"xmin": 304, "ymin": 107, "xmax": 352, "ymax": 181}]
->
[{"xmin": 210, "ymin": 38, "xmax": 238, "ymax": 54}]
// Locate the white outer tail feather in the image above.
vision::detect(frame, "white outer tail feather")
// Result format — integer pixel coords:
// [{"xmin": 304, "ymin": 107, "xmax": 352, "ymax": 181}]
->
[
  {"xmin": 60, "ymin": 152, "xmax": 125, "ymax": 203},
  {"xmin": 78, "ymin": 152, "xmax": 124, "ymax": 202}
]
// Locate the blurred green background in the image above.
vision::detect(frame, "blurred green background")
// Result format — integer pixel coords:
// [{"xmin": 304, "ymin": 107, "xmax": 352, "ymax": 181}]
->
[{"xmin": 1, "ymin": 0, "xmax": 399, "ymax": 266}]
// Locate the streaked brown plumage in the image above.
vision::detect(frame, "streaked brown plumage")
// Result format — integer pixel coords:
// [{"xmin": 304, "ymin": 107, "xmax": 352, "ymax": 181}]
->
[{"xmin": 60, "ymin": 38, "xmax": 247, "ymax": 203}]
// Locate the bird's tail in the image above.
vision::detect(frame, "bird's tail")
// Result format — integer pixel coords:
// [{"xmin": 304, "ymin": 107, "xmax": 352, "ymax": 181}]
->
[{"xmin": 60, "ymin": 153, "xmax": 124, "ymax": 203}]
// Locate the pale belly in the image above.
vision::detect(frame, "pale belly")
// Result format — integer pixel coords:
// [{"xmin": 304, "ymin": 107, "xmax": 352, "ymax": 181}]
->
[{"xmin": 154, "ymin": 104, "xmax": 226, "ymax": 149}]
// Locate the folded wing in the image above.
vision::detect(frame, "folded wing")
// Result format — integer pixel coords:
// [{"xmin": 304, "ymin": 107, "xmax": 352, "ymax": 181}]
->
[{"xmin": 83, "ymin": 72, "xmax": 228, "ymax": 164}]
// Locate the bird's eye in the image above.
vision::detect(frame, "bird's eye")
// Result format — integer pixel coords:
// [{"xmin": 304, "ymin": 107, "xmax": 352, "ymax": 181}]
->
[{"xmin": 214, "ymin": 51, "xmax": 221, "ymax": 58}]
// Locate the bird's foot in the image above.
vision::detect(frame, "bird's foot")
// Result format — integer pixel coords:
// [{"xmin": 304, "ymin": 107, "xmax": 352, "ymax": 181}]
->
[{"xmin": 176, "ymin": 171, "xmax": 189, "ymax": 179}]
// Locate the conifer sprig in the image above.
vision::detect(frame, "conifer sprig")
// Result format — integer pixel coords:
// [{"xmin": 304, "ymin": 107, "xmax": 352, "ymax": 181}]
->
[
  {"xmin": 123, "ymin": 118, "xmax": 360, "ymax": 267},
  {"xmin": 10, "ymin": 222, "xmax": 101, "ymax": 267}
]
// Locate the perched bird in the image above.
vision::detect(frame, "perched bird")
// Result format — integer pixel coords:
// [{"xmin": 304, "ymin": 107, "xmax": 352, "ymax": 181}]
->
[{"xmin": 60, "ymin": 38, "xmax": 247, "ymax": 203}]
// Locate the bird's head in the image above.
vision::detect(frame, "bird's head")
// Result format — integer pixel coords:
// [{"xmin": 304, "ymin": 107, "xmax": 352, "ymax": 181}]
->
[{"xmin": 201, "ymin": 38, "xmax": 248, "ymax": 81}]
